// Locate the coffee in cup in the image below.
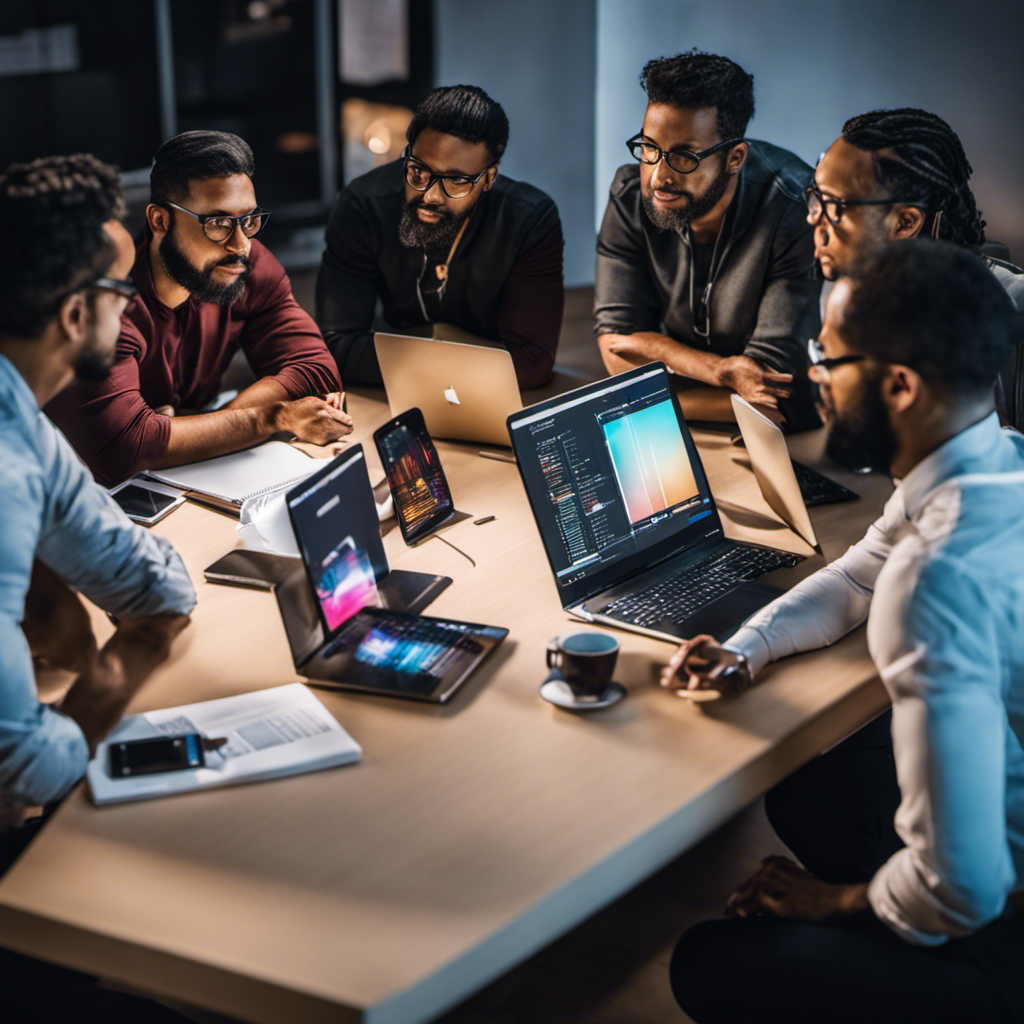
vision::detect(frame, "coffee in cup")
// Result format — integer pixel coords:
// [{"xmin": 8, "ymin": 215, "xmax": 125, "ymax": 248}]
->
[{"xmin": 546, "ymin": 630, "xmax": 620, "ymax": 698}]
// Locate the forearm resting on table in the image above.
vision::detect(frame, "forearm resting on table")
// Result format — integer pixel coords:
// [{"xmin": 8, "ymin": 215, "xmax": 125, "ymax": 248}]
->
[
  {"xmin": 59, "ymin": 615, "xmax": 189, "ymax": 754},
  {"xmin": 599, "ymin": 331, "xmax": 725, "ymax": 384}
]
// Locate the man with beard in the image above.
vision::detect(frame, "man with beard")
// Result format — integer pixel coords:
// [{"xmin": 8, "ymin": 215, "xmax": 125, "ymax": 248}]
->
[
  {"xmin": 316, "ymin": 84, "xmax": 564, "ymax": 388},
  {"xmin": 808, "ymin": 108, "xmax": 1024, "ymax": 308},
  {"xmin": 595, "ymin": 51, "xmax": 821, "ymax": 430},
  {"xmin": 662, "ymin": 240, "xmax": 1024, "ymax": 1023},
  {"xmin": 0, "ymin": 153, "xmax": 195, "ymax": 883},
  {"xmin": 47, "ymin": 131, "xmax": 350, "ymax": 485}
]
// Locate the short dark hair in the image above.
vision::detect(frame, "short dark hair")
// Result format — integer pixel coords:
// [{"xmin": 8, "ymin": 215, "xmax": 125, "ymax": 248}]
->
[
  {"xmin": 0, "ymin": 154, "xmax": 123, "ymax": 339},
  {"xmin": 640, "ymin": 50, "xmax": 755, "ymax": 141},
  {"xmin": 406, "ymin": 85, "xmax": 509, "ymax": 165},
  {"xmin": 840, "ymin": 239, "xmax": 1014, "ymax": 396},
  {"xmin": 841, "ymin": 108, "xmax": 986, "ymax": 250},
  {"xmin": 150, "ymin": 130, "xmax": 255, "ymax": 205}
]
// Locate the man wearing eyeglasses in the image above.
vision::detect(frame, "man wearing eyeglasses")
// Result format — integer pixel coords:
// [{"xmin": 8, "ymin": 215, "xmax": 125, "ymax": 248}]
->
[
  {"xmin": 46, "ymin": 130, "xmax": 350, "ymax": 485},
  {"xmin": 807, "ymin": 107, "xmax": 1023, "ymax": 309},
  {"xmin": 0, "ymin": 153, "xmax": 194, "ymax": 917},
  {"xmin": 595, "ymin": 51, "xmax": 821, "ymax": 430},
  {"xmin": 663, "ymin": 240, "xmax": 1024, "ymax": 1023},
  {"xmin": 316, "ymin": 84, "xmax": 564, "ymax": 388}
]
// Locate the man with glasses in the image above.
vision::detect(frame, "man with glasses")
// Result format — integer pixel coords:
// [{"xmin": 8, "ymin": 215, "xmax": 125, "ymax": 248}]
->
[
  {"xmin": 47, "ymin": 130, "xmax": 350, "ymax": 485},
  {"xmin": 807, "ymin": 107, "xmax": 1024, "ymax": 312},
  {"xmin": 316, "ymin": 84, "xmax": 564, "ymax": 388},
  {"xmin": 0, "ymin": 153, "xmax": 197, "ymax": 1019},
  {"xmin": 596, "ymin": 51, "xmax": 821, "ymax": 430},
  {"xmin": 663, "ymin": 240, "xmax": 1024, "ymax": 1023}
]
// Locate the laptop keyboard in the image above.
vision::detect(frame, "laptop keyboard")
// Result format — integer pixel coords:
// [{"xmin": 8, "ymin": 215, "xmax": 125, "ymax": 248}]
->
[
  {"xmin": 791, "ymin": 460, "xmax": 859, "ymax": 506},
  {"xmin": 601, "ymin": 545, "xmax": 801, "ymax": 630}
]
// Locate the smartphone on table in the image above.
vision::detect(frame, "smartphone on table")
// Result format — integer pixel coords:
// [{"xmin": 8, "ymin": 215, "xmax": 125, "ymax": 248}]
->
[{"xmin": 108, "ymin": 479, "xmax": 184, "ymax": 525}]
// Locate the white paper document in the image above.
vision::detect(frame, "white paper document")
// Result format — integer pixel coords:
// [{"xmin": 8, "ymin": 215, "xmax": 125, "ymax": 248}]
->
[{"xmin": 87, "ymin": 683, "xmax": 361, "ymax": 805}]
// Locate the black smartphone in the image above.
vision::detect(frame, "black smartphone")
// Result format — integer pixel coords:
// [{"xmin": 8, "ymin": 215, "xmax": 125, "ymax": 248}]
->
[
  {"xmin": 373, "ymin": 407, "xmax": 455, "ymax": 545},
  {"xmin": 108, "ymin": 734, "xmax": 206, "ymax": 777}
]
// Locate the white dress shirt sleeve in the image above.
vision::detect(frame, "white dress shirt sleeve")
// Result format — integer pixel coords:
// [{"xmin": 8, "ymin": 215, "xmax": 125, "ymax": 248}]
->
[
  {"xmin": 725, "ymin": 491, "xmax": 904, "ymax": 674},
  {"xmin": 866, "ymin": 544, "xmax": 1014, "ymax": 945}
]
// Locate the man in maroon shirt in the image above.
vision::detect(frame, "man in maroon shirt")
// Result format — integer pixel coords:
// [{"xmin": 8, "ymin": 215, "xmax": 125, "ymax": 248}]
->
[{"xmin": 47, "ymin": 131, "xmax": 352, "ymax": 485}]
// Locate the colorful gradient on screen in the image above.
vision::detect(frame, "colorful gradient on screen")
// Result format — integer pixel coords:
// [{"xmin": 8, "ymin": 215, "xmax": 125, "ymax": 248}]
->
[{"xmin": 601, "ymin": 400, "xmax": 697, "ymax": 523}]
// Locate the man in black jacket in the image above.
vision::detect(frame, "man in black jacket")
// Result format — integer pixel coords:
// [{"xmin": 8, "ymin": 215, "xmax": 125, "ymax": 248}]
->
[
  {"xmin": 316, "ymin": 84, "xmax": 564, "ymax": 389},
  {"xmin": 595, "ymin": 51, "xmax": 821, "ymax": 430}
]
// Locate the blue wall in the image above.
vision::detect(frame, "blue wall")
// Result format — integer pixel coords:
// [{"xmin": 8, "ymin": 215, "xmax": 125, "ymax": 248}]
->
[{"xmin": 435, "ymin": 0, "xmax": 597, "ymax": 287}]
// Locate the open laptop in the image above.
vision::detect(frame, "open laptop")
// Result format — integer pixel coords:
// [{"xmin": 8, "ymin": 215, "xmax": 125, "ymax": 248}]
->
[
  {"xmin": 274, "ymin": 444, "xmax": 452, "ymax": 670},
  {"xmin": 507, "ymin": 364, "xmax": 804, "ymax": 643},
  {"xmin": 375, "ymin": 332, "xmax": 523, "ymax": 448},
  {"xmin": 730, "ymin": 394, "xmax": 858, "ymax": 551}
]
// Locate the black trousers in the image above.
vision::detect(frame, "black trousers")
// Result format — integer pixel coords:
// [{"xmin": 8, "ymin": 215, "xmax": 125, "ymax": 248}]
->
[{"xmin": 670, "ymin": 712, "xmax": 1024, "ymax": 1024}]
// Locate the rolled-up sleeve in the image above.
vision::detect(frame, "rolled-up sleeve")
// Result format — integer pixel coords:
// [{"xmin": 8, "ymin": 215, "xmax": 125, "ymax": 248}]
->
[
  {"xmin": 0, "ymin": 456, "xmax": 88, "ymax": 804},
  {"xmin": 36, "ymin": 427, "xmax": 196, "ymax": 618},
  {"xmin": 866, "ymin": 551, "xmax": 1013, "ymax": 945}
]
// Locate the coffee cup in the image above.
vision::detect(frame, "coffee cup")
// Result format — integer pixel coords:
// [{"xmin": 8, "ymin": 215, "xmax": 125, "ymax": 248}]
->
[{"xmin": 546, "ymin": 630, "xmax": 620, "ymax": 698}]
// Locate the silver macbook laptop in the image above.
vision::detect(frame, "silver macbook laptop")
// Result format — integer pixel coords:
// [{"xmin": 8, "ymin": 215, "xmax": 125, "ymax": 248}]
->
[
  {"xmin": 375, "ymin": 331, "xmax": 523, "ymax": 448},
  {"xmin": 730, "ymin": 395, "xmax": 858, "ymax": 551},
  {"xmin": 507, "ymin": 364, "xmax": 804, "ymax": 643}
]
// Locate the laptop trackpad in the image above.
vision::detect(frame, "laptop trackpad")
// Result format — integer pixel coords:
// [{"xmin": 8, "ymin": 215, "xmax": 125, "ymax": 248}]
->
[{"xmin": 664, "ymin": 582, "xmax": 783, "ymax": 642}]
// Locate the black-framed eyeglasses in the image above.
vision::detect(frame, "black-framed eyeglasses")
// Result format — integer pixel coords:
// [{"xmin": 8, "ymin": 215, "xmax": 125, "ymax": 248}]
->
[
  {"xmin": 807, "ymin": 337, "xmax": 866, "ymax": 382},
  {"xmin": 626, "ymin": 133, "xmax": 744, "ymax": 175},
  {"xmin": 804, "ymin": 181, "xmax": 926, "ymax": 229},
  {"xmin": 165, "ymin": 201, "xmax": 270, "ymax": 242},
  {"xmin": 57, "ymin": 275, "xmax": 139, "ymax": 305},
  {"xmin": 402, "ymin": 146, "xmax": 493, "ymax": 199}
]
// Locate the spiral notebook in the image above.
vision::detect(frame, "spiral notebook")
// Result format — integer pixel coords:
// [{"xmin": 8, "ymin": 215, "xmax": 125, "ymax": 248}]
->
[{"xmin": 142, "ymin": 441, "xmax": 319, "ymax": 514}]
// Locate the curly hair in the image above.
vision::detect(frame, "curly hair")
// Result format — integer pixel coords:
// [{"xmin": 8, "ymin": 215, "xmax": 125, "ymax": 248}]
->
[
  {"xmin": 842, "ymin": 239, "xmax": 1013, "ymax": 396},
  {"xmin": 0, "ymin": 154, "xmax": 124, "ymax": 339},
  {"xmin": 640, "ymin": 50, "xmax": 755, "ymax": 141},
  {"xmin": 407, "ymin": 85, "xmax": 510, "ymax": 165},
  {"xmin": 841, "ymin": 108, "xmax": 986, "ymax": 250}
]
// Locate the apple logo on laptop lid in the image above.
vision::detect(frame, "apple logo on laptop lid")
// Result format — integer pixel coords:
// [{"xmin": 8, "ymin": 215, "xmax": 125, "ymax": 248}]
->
[{"xmin": 444, "ymin": 386, "xmax": 460, "ymax": 405}]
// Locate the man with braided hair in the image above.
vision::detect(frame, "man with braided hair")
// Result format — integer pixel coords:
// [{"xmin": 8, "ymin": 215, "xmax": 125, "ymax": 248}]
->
[
  {"xmin": 0, "ymin": 154, "xmax": 196, "ymax": 1019},
  {"xmin": 807, "ymin": 107, "xmax": 1024, "ymax": 309}
]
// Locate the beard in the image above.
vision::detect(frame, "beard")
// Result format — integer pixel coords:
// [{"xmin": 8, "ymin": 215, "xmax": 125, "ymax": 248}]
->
[
  {"xmin": 398, "ymin": 196, "xmax": 472, "ymax": 257},
  {"xmin": 824, "ymin": 371, "xmax": 898, "ymax": 474},
  {"xmin": 73, "ymin": 321, "xmax": 115, "ymax": 382},
  {"xmin": 641, "ymin": 160, "xmax": 732, "ymax": 234},
  {"xmin": 158, "ymin": 227, "xmax": 251, "ymax": 306}
]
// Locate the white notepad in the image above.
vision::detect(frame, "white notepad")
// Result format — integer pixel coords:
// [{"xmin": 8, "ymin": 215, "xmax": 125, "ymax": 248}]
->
[
  {"xmin": 143, "ymin": 441, "xmax": 318, "ymax": 507},
  {"xmin": 87, "ymin": 683, "xmax": 362, "ymax": 805}
]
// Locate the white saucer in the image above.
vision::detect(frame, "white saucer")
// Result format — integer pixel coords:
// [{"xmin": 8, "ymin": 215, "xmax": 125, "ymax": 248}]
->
[{"xmin": 539, "ymin": 675, "xmax": 627, "ymax": 711}]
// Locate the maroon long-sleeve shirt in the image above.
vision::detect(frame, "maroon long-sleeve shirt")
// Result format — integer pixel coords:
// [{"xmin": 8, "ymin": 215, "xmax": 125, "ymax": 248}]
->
[{"xmin": 46, "ymin": 236, "xmax": 341, "ymax": 485}]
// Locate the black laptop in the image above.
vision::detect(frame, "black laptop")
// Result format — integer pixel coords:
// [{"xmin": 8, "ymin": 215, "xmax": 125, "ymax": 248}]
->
[{"xmin": 506, "ymin": 364, "xmax": 804, "ymax": 642}]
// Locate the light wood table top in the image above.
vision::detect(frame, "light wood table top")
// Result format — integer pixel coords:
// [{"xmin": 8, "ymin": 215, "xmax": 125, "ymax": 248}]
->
[{"xmin": 0, "ymin": 386, "xmax": 893, "ymax": 1024}]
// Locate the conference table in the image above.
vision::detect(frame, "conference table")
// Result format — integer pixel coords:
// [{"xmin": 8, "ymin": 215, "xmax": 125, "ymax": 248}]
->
[{"xmin": 0, "ymin": 379, "xmax": 893, "ymax": 1024}]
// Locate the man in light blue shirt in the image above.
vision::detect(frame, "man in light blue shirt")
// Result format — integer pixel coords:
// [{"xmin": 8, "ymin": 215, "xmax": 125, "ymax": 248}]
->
[
  {"xmin": 664, "ymin": 240, "xmax": 1024, "ymax": 1022},
  {"xmin": 0, "ymin": 155, "xmax": 195, "ymax": 831}
]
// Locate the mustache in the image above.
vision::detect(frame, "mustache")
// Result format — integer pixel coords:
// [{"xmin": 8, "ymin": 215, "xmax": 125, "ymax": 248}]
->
[
  {"xmin": 216, "ymin": 254, "xmax": 251, "ymax": 269},
  {"xmin": 408, "ymin": 196, "xmax": 452, "ymax": 215}
]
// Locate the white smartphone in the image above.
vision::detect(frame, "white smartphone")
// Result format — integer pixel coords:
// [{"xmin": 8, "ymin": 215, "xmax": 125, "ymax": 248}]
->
[{"xmin": 108, "ymin": 479, "xmax": 185, "ymax": 525}]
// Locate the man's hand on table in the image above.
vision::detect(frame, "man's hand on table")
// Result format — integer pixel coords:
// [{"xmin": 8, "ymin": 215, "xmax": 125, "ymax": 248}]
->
[
  {"xmin": 271, "ymin": 395, "xmax": 354, "ymax": 445},
  {"xmin": 717, "ymin": 355, "xmax": 792, "ymax": 410},
  {"xmin": 725, "ymin": 855, "xmax": 869, "ymax": 921},
  {"xmin": 660, "ymin": 634, "xmax": 753, "ymax": 701}
]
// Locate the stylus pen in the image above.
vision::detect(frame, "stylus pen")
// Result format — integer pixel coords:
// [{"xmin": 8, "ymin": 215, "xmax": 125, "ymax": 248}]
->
[{"xmin": 474, "ymin": 515, "xmax": 496, "ymax": 525}]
